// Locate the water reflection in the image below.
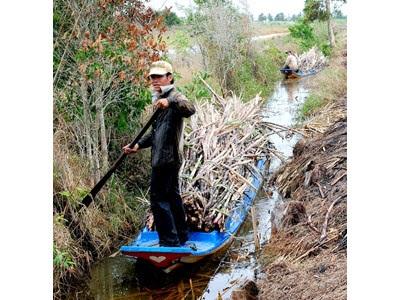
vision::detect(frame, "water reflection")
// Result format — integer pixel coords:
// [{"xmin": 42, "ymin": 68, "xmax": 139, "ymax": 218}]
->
[
  {"xmin": 284, "ymin": 79, "xmax": 298, "ymax": 102},
  {"xmin": 85, "ymin": 252, "xmax": 226, "ymax": 299}
]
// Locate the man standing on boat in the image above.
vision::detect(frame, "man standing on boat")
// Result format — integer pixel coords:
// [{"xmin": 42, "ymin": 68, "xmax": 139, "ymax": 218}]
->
[
  {"xmin": 123, "ymin": 61, "xmax": 196, "ymax": 247},
  {"xmin": 282, "ymin": 50, "xmax": 299, "ymax": 73}
]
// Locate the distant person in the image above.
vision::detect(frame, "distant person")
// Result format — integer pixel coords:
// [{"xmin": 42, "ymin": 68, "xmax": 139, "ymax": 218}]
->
[
  {"xmin": 282, "ymin": 50, "xmax": 299, "ymax": 73},
  {"xmin": 123, "ymin": 61, "xmax": 196, "ymax": 247}
]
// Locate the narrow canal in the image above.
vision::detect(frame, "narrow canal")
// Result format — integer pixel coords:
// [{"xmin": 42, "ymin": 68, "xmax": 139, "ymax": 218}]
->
[{"xmin": 72, "ymin": 77, "xmax": 310, "ymax": 300}]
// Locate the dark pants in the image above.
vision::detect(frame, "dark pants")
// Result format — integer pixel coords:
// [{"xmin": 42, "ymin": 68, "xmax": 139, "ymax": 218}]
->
[
  {"xmin": 150, "ymin": 164, "xmax": 188, "ymax": 246},
  {"xmin": 282, "ymin": 65, "xmax": 299, "ymax": 74}
]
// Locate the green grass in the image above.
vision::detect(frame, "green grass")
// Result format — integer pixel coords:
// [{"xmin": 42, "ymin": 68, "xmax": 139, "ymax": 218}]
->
[
  {"xmin": 297, "ymin": 20, "xmax": 347, "ymax": 122},
  {"xmin": 298, "ymin": 94, "xmax": 325, "ymax": 121},
  {"xmin": 166, "ymin": 28, "xmax": 193, "ymax": 53},
  {"xmin": 311, "ymin": 21, "xmax": 329, "ymax": 43},
  {"xmin": 178, "ymin": 71, "xmax": 212, "ymax": 101},
  {"xmin": 53, "ymin": 134, "xmax": 152, "ymax": 297},
  {"xmin": 53, "ymin": 247, "xmax": 76, "ymax": 271},
  {"xmin": 232, "ymin": 44, "xmax": 285, "ymax": 100}
]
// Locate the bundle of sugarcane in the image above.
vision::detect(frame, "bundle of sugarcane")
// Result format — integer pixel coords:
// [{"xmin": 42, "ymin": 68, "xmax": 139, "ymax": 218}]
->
[
  {"xmin": 298, "ymin": 47, "xmax": 327, "ymax": 73},
  {"xmin": 177, "ymin": 94, "xmax": 273, "ymax": 232}
]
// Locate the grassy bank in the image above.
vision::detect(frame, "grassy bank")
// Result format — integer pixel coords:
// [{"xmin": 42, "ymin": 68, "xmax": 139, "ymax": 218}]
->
[
  {"xmin": 297, "ymin": 19, "xmax": 347, "ymax": 121},
  {"xmin": 172, "ymin": 32, "xmax": 292, "ymax": 102},
  {"xmin": 53, "ymin": 122, "xmax": 152, "ymax": 298},
  {"xmin": 175, "ymin": 42, "xmax": 287, "ymax": 101}
]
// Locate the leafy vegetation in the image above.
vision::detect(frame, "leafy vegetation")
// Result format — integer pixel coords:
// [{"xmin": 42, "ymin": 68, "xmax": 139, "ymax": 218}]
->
[
  {"xmin": 288, "ymin": 20, "xmax": 317, "ymax": 51},
  {"xmin": 230, "ymin": 45, "xmax": 285, "ymax": 99},
  {"xmin": 288, "ymin": 19, "xmax": 333, "ymax": 56},
  {"xmin": 53, "ymin": 0, "xmax": 167, "ymax": 297},
  {"xmin": 168, "ymin": 29, "xmax": 192, "ymax": 54},
  {"xmin": 185, "ymin": 0, "xmax": 285, "ymax": 99},
  {"xmin": 297, "ymin": 22, "xmax": 347, "ymax": 121},
  {"xmin": 303, "ymin": 0, "xmax": 346, "ymax": 48},
  {"xmin": 164, "ymin": 11, "xmax": 183, "ymax": 26},
  {"xmin": 297, "ymin": 94, "xmax": 324, "ymax": 120},
  {"xmin": 156, "ymin": 9, "xmax": 183, "ymax": 27},
  {"xmin": 188, "ymin": 0, "xmax": 252, "ymax": 94},
  {"xmin": 53, "ymin": 247, "xmax": 76, "ymax": 270},
  {"xmin": 178, "ymin": 72, "xmax": 212, "ymax": 101},
  {"xmin": 304, "ymin": 0, "xmax": 329, "ymax": 21}
]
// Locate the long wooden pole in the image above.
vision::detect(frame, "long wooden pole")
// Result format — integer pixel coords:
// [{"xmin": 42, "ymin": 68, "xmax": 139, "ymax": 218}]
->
[{"xmin": 80, "ymin": 109, "xmax": 161, "ymax": 207}]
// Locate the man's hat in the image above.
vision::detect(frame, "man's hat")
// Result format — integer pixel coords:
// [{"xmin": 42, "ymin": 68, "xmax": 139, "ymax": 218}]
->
[{"xmin": 149, "ymin": 61, "xmax": 173, "ymax": 77}]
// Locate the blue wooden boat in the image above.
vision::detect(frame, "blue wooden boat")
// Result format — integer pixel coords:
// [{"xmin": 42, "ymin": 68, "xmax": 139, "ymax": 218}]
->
[
  {"xmin": 280, "ymin": 68, "xmax": 317, "ymax": 79},
  {"xmin": 120, "ymin": 159, "xmax": 267, "ymax": 272}
]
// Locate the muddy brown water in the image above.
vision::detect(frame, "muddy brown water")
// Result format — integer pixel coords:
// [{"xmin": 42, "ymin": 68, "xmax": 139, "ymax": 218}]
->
[{"xmin": 71, "ymin": 78, "xmax": 310, "ymax": 300}]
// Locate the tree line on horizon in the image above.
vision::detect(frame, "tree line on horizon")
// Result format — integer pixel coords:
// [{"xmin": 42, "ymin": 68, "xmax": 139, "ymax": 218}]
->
[{"xmin": 159, "ymin": 0, "xmax": 347, "ymax": 26}]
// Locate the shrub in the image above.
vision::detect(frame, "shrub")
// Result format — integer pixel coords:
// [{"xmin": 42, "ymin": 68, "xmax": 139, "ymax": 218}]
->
[
  {"xmin": 188, "ymin": 0, "xmax": 251, "ymax": 93},
  {"xmin": 289, "ymin": 20, "xmax": 317, "ymax": 51},
  {"xmin": 297, "ymin": 28, "xmax": 347, "ymax": 122},
  {"xmin": 230, "ymin": 45, "xmax": 285, "ymax": 100},
  {"xmin": 178, "ymin": 71, "xmax": 212, "ymax": 101},
  {"xmin": 297, "ymin": 94, "xmax": 325, "ymax": 121},
  {"xmin": 53, "ymin": 247, "xmax": 76, "ymax": 271},
  {"xmin": 169, "ymin": 30, "xmax": 192, "ymax": 54},
  {"xmin": 289, "ymin": 19, "xmax": 333, "ymax": 57},
  {"xmin": 319, "ymin": 42, "xmax": 332, "ymax": 56}
]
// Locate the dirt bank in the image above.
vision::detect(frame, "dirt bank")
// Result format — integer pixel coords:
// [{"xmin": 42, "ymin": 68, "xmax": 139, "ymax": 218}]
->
[{"xmin": 257, "ymin": 95, "xmax": 347, "ymax": 299}]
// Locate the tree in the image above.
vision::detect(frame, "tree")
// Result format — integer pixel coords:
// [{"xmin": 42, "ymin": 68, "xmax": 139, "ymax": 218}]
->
[
  {"xmin": 164, "ymin": 10, "xmax": 182, "ymax": 26},
  {"xmin": 188, "ymin": 0, "xmax": 251, "ymax": 94},
  {"xmin": 303, "ymin": 0, "xmax": 346, "ymax": 47},
  {"xmin": 267, "ymin": 13, "xmax": 274, "ymax": 22},
  {"xmin": 304, "ymin": 0, "xmax": 328, "ymax": 21},
  {"xmin": 258, "ymin": 13, "xmax": 267, "ymax": 22},
  {"xmin": 288, "ymin": 19, "xmax": 317, "ymax": 51},
  {"xmin": 274, "ymin": 12, "xmax": 285, "ymax": 21},
  {"xmin": 325, "ymin": 0, "xmax": 335, "ymax": 47},
  {"xmin": 54, "ymin": 0, "xmax": 167, "ymax": 183},
  {"xmin": 333, "ymin": 9, "xmax": 345, "ymax": 19}
]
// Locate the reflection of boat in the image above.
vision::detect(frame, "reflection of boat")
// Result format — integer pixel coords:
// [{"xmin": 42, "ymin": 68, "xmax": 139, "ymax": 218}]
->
[
  {"xmin": 120, "ymin": 159, "xmax": 267, "ymax": 273},
  {"xmin": 280, "ymin": 68, "xmax": 317, "ymax": 79}
]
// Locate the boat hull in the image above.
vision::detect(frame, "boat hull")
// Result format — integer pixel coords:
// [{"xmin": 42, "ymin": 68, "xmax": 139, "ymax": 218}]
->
[
  {"xmin": 280, "ymin": 68, "xmax": 317, "ymax": 79},
  {"xmin": 120, "ymin": 159, "xmax": 267, "ymax": 271}
]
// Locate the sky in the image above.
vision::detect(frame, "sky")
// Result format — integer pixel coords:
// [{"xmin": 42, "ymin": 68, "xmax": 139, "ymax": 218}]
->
[{"xmin": 147, "ymin": 0, "xmax": 347, "ymax": 19}]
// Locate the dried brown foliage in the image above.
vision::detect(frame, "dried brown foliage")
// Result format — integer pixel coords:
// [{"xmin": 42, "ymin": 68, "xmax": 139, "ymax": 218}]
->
[
  {"xmin": 146, "ymin": 94, "xmax": 286, "ymax": 232},
  {"xmin": 259, "ymin": 98, "xmax": 347, "ymax": 299}
]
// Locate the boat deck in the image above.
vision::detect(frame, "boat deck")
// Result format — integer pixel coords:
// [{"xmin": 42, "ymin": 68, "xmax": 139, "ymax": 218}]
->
[
  {"xmin": 119, "ymin": 159, "xmax": 266, "ymax": 268},
  {"xmin": 120, "ymin": 230, "xmax": 230, "ymax": 256}
]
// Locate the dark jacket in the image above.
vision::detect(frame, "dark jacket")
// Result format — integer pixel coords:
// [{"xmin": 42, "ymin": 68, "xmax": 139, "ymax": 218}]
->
[{"xmin": 138, "ymin": 87, "xmax": 195, "ymax": 168}]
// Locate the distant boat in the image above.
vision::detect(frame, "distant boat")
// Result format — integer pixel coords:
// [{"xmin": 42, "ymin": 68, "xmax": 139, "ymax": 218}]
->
[
  {"xmin": 280, "ymin": 68, "xmax": 317, "ymax": 79},
  {"xmin": 120, "ymin": 159, "xmax": 267, "ymax": 273}
]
